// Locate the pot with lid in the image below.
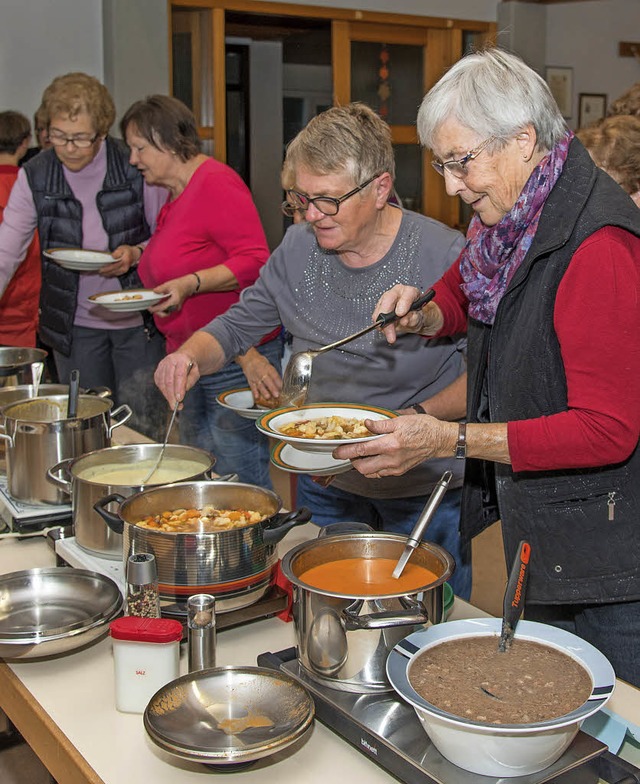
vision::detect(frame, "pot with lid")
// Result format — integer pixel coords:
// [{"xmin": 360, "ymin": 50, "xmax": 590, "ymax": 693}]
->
[
  {"xmin": 47, "ymin": 443, "xmax": 217, "ymax": 559},
  {"xmin": 94, "ymin": 480, "xmax": 312, "ymax": 612},
  {"xmin": 0, "ymin": 395, "xmax": 132, "ymax": 504},
  {"xmin": 281, "ymin": 533, "xmax": 454, "ymax": 693},
  {"xmin": 0, "ymin": 347, "xmax": 47, "ymax": 388}
]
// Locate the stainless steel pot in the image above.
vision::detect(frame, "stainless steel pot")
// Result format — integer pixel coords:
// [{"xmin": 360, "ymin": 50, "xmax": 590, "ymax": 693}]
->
[
  {"xmin": 281, "ymin": 533, "xmax": 455, "ymax": 693},
  {"xmin": 0, "ymin": 383, "xmax": 110, "ymax": 410},
  {"xmin": 0, "ymin": 347, "xmax": 47, "ymax": 388},
  {"xmin": 0, "ymin": 395, "xmax": 132, "ymax": 505},
  {"xmin": 94, "ymin": 481, "xmax": 312, "ymax": 612},
  {"xmin": 47, "ymin": 444, "xmax": 217, "ymax": 559}
]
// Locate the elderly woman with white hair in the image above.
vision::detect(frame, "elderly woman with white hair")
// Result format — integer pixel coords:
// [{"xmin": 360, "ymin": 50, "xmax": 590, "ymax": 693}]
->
[{"xmin": 336, "ymin": 49, "xmax": 640, "ymax": 686}]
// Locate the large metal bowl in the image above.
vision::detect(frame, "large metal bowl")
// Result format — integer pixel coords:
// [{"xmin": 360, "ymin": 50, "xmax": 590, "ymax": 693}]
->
[
  {"xmin": 0, "ymin": 567, "xmax": 123, "ymax": 659},
  {"xmin": 144, "ymin": 665, "xmax": 314, "ymax": 767}
]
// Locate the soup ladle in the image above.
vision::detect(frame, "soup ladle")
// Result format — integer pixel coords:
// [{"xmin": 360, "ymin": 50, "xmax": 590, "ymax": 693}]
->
[
  {"xmin": 141, "ymin": 361, "xmax": 194, "ymax": 485},
  {"xmin": 498, "ymin": 540, "xmax": 531, "ymax": 652},
  {"xmin": 392, "ymin": 469, "xmax": 452, "ymax": 579},
  {"xmin": 280, "ymin": 289, "xmax": 435, "ymax": 407}
]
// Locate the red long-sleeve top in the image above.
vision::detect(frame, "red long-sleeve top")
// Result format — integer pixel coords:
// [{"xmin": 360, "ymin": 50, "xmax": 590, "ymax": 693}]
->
[{"xmin": 433, "ymin": 226, "xmax": 640, "ymax": 472}]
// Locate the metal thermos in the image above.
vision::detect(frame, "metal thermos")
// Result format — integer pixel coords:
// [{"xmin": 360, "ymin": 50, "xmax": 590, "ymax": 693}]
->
[{"xmin": 187, "ymin": 594, "xmax": 216, "ymax": 672}]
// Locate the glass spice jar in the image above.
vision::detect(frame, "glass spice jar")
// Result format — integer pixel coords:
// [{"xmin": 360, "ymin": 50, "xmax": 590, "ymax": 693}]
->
[{"xmin": 126, "ymin": 553, "xmax": 161, "ymax": 618}]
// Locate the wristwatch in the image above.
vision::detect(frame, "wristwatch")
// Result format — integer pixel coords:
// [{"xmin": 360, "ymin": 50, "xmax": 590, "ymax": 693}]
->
[
  {"xmin": 411, "ymin": 403, "xmax": 425, "ymax": 414},
  {"xmin": 454, "ymin": 422, "xmax": 467, "ymax": 459}
]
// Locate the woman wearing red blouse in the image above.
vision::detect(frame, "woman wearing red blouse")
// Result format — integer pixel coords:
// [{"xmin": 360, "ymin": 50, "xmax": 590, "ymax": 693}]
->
[{"xmin": 121, "ymin": 95, "xmax": 281, "ymax": 488}]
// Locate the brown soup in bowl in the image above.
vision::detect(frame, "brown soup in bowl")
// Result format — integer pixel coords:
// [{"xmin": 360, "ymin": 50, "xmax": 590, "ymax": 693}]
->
[{"xmin": 409, "ymin": 635, "xmax": 593, "ymax": 725}]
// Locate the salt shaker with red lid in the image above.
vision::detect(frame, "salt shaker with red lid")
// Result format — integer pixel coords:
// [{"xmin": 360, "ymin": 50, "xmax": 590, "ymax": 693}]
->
[{"xmin": 109, "ymin": 616, "xmax": 183, "ymax": 713}]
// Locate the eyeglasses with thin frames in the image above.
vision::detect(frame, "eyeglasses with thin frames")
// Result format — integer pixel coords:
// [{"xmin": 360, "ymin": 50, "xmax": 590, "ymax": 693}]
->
[
  {"xmin": 431, "ymin": 136, "xmax": 495, "ymax": 179},
  {"xmin": 48, "ymin": 131, "xmax": 100, "ymax": 149},
  {"xmin": 284, "ymin": 173, "xmax": 380, "ymax": 217}
]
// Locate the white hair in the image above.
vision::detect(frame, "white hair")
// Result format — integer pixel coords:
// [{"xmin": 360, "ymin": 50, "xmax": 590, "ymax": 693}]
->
[{"xmin": 417, "ymin": 48, "xmax": 567, "ymax": 154}]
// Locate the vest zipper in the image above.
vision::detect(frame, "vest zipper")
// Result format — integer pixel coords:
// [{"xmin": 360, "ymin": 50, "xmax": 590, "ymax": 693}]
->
[{"xmin": 607, "ymin": 491, "xmax": 616, "ymax": 521}]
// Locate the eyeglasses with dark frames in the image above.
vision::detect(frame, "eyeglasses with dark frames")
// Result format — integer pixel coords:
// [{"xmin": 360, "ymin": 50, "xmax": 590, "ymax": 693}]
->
[
  {"xmin": 48, "ymin": 131, "xmax": 100, "ymax": 149},
  {"xmin": 431, "ymin": 136, "xmax": 495, "ymax": 179},
  {"xmin": 285, "ymin": 173, "xmax": 380, "ymax": 217},
  {"xmin": 281, "ymin": 201, "xmax": 305, "ymax": 218}
]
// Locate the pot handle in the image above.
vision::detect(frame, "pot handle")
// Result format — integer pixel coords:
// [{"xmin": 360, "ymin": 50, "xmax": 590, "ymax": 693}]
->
[
  {"xmin": 262, "ymin": 507, "xmax": 312, "ymax": 546},
  {"xmin": 211, "ymin": 473, "xmax": 239, "ymax": 483},
  {"xmin": 0, "ymin": 431, "xmax": 12, "ymax": 447},
  {"xmin": 108, "ymin": 404, "xmax": 133, "ymax": 436},
  {"xmin": 85, "ymin": 386, "xmax": 112, "ymax": 399},
  {"xmin": 92, "ymin": 493, "xmax": 127, "ymax": 535},
  {"xmin": 342, "ymin": 595, "xmax": 429, "ymax": 631},
  {"xmin": 46, "ymin": 459, "xmax": 74, "ymax": 494}
]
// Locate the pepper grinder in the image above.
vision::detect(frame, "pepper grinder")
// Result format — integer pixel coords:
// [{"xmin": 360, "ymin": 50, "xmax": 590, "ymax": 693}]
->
[
  {"xmin": 187, "ymin": 593, "xmax": 216, "ymax": 672},
  {"xmin": 125, "ymin": 553, "xmax": 161, "ymax": 618}
]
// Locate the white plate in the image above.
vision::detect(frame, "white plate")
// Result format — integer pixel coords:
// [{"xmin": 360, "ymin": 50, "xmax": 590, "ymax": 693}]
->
[
  {"xmin": 216, "ymin": 387, "xmax": 269, "ymax": 420},
  {"xmin": 88, "ymin": 289, "xmax": 170, "ymax": 312},
  {"xmin": 271, "ymin": 441, "xmax": 351, "ymax": 476},
  {"xmin": 44, "ymin": 248, "xmax": 114, "ymax": 271},
  {"xmin": 256, "ymin": 403, "xmax": 397, "ymax": 454}
]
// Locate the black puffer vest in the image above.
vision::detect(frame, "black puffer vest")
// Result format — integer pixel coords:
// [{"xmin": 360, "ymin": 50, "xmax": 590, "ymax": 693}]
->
[
  {"xmin": 24, "ymin": 138, "xmax": 150, "ymax": 355},
  {"xmin": 461, "ymin": 139, "xmax": 640, "ymax": 605}
]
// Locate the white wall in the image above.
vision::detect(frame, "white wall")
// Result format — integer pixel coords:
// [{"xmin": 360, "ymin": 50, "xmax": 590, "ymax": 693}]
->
[
  {"xmin": 0, "ymin": 0, "xmax": 103, "ymax": 120},
  {"xmin": 546, "ymin": 0, "xmax": 640, "ymax": 127}
]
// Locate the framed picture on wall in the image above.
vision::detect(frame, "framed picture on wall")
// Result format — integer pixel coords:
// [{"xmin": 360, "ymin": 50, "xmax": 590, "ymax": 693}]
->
[
  {"xmin": 545, "ymin": 66, "xmax": 573, "ymax": 119},
  {"xmin": 578, "ymin": 93, "xmax": 607, "ymax": 128}
]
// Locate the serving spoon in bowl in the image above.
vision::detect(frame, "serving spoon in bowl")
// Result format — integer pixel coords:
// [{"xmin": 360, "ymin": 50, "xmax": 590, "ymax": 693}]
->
[
  {"xmin": 280, "ymin": 289, "xmax": 435, "ymax": 407},
  {"xmin": 498, "ymin": 540, "xmax": 531, "ymax": 652}
]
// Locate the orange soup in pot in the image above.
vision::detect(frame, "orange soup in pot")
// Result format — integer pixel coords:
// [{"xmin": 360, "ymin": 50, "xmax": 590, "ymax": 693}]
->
[{"xmin": 298, "ymin": 557, "xmax": 439, "ymax": 595}]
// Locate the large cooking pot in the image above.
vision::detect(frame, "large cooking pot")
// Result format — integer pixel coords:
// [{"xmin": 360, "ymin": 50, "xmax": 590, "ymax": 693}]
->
[
  {"xmin": 0, "ymin": 383, "xmax": 111, "ymax": 410},
  {"xmin": 46, "ymin": 444, "xmax": 218, "ymax": 559},
  {"xmin": 94, "ymin": 481, "xmax": 312, "ymax": 612},
  {"xmin": 0, "ymin": 347, "xmax": 47, "ymax": 388},
  {"xmin": 281, "ymin": 533, "xmax": 454, "ymax": 693},
  {"xmin": 0, "ymin": 395, "xmax": 131, "ymax": 505}
]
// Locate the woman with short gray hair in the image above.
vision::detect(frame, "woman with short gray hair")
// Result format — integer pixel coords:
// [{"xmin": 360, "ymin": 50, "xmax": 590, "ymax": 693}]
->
[
  {"xmin": 337, "ymin": 48, "xmax": 640, "ymax": 686},
  {"xmin": 154, "ymin": 102, "xmax": 473, "ymax": 599}
]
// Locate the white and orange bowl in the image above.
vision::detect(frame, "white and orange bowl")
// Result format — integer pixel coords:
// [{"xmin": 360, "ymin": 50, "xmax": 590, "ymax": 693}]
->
[{"xmin": 386, "ymin": 617, "xmax": 615, "ymax": 778}]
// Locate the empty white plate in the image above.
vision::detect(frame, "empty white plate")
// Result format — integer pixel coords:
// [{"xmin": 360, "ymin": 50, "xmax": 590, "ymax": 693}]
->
[
  {"xmin": 270, "ymin": 441, "xmax": 351, "ymax": 475},
  {"xmin": 44, "ymin": 248, "xmax": 114, "ymax": 271}
]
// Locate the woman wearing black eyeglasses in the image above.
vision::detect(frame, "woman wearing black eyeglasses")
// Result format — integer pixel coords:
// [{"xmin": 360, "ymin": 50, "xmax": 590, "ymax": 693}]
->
[
  {"xmin": 0, "ymin": 72, "xmax": 168, "ymax": 440},
  {"xmin": 155, "ymin": 101, "xmax": 474, "ymax": 600},
  {"xmin": 335, "ymin": 49, "xmax": 640, "ymax": 687}
]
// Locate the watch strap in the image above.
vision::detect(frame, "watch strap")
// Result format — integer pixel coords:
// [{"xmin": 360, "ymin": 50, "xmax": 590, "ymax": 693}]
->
[{"xmin": 454, "ymin": 422, "xmax": 467, "ymax": 459}]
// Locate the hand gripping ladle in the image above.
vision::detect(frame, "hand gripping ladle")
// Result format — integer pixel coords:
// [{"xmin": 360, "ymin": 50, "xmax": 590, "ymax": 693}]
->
[{"xmin": 280, "ymin": 289, "xmax": 435, "ymax": 407}]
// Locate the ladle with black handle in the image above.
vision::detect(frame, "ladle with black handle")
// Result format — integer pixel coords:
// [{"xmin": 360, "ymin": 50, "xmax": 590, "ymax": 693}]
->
[
  {"xmin": 498, "ymin": 540, "xmax": 531, "ymax": 652},
  {"xmin": 67, "ymin": 369, "xmax": 80, "ymax": 419},
  {"xmin": 280, "ymin": 288, "xmax": 436, "ymax": 407}
]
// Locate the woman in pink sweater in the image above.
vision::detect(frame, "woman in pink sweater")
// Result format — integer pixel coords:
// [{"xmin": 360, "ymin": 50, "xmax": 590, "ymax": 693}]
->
[{"xmin": 121, "ymin": 95, "xmax": 281, "ymax": 488}]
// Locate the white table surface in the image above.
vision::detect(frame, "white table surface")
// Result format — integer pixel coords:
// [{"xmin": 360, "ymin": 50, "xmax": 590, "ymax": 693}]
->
[{"xmin": 0, "ymin": 525, "xmax": 638, "ymax": 784}]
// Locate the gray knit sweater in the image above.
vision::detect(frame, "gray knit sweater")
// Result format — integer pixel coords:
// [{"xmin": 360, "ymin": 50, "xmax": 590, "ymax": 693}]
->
[{"xmin": 205, "ymin": 208, "xmax": 466, "ymax": 498}]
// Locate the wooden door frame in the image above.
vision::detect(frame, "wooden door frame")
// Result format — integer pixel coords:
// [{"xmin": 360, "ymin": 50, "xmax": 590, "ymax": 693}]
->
[{"xmin": 169, "ymin": 0, "xmax": 496, "ymax": 224}]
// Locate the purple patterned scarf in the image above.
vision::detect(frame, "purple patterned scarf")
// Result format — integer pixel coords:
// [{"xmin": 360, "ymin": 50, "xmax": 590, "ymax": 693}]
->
[{"xmin": 459, "ymin": 131, "xmax": 573, "ymax": 324}]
